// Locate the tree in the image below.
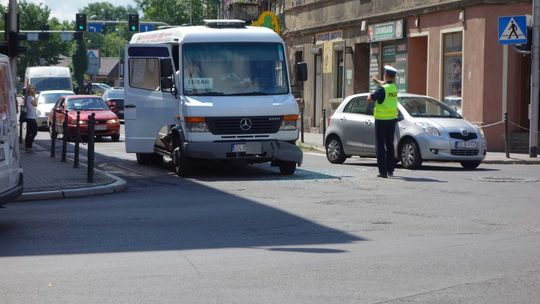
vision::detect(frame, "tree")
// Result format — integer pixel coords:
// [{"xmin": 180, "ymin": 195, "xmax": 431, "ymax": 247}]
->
[
  {"xmin": 0, "ymin": 1, "xmax": 71, "ymax": 81},
  {"xmin": 72, "ymin": 35, "xmax": 88, "ymax": 92},
  {"xmin": 135, "ymin": 0, "xmax": 218, "ymax": 26}
]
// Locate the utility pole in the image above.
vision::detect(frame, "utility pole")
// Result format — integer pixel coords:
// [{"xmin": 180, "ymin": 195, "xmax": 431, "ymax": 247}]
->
[
  {"xmin": 531, "ymin": 0, "xmax": 540, "ymax": 157},
  {"xmin": 190, "ymin": 0, "xmax": 193, "ymax": 25},
  {"xmin": 8, "ymin": 0, "xmax": 17, "ymax": 81}
]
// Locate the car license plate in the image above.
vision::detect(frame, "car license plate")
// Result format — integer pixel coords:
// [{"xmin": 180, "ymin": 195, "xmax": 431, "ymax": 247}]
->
[
  {"xmin": 95, "ymin": 125, "xmax": 107, "ymax": 131},
  {"xmin": 232, "ymin": 143, "xmax": 246, "ymax": 152},
  {"xmin": 455, "ymin": 141, "xmax": 477, "ymax": 149}
]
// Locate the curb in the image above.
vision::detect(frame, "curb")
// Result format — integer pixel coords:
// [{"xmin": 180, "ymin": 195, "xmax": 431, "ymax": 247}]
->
[
  {"xmin": 18, "ymin": 172, "xmax": 127, "ymax": 202},
  {"xmin": 297, "ymin": 143, "xmax": 540, "ymax": 165}
]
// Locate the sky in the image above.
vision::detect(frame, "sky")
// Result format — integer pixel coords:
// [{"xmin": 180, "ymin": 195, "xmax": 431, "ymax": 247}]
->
[{"xmin": 1, "ymin": 0, "xmax": 137, "ymax": 22}]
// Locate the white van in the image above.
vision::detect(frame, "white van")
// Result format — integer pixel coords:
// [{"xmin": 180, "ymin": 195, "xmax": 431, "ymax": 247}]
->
[
  {"xmin": 124, "ymin": 20, "xmax": 305, "ymax": 176},
  {"xmin": 24, "ymin": 66, "xmax": 73, "ymax": 93},
  {"xmin": 0, "ymin": 54, "xmax": 23, "ymax": 204}
]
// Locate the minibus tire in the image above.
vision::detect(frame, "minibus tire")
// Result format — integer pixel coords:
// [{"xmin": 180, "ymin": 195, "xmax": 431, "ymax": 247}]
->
[
  {"xmin": 136, "ymin": 153, "xmax": 153, "ymax": 165},
  {"xmin": 173, "ymin": 148, "xmax": 192, "ymax": 177},
  {"xmin": 278, "ymin": 161, "xmax": 296, "ymax": 175}
]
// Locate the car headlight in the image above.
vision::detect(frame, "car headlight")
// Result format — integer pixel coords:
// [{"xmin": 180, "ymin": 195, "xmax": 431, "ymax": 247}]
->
[
  {"xmin": 415, "ymin": 122, "xmax": 440, "ymax": 136},
  {"xmin": 107, "ymin": 119, "xmax": 119, "ymax": 124}
]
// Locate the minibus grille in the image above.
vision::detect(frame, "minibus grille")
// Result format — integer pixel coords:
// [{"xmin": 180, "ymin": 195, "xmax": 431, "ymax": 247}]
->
[{"xmin": 206, "ymin": 116, "xmax": 282, "ymax": 135}]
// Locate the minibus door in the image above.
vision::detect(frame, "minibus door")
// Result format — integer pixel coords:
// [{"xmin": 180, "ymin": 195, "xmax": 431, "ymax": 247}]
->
[{"xmin": 124, "ymin": 44, "xmax": 178, "ymax": 153}]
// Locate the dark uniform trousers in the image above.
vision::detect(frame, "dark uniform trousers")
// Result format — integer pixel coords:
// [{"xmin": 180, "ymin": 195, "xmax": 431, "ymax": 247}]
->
[{"xmin": 375, "ymin": 119, "xmax": 397, "ymax": 176}]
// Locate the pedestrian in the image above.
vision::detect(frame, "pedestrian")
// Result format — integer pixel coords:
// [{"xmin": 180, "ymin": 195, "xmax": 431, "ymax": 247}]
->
[
  {"xmin": 24, "ymin": 85, "xmax": 38, "ymax": 152},
  {"xmin": 368, "ymin": 65, "xmax": 399, "ymax": 178}
]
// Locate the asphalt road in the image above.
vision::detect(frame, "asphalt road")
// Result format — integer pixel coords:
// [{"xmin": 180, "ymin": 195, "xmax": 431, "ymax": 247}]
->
[{"xmin": 1, "ymin": 130, "xmax": 540, "ymax": 303}]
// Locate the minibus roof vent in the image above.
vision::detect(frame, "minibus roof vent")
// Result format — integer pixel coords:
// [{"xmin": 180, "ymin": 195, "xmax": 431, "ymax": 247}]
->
[{"xmin": 204, "ymin": 19, "xmax": 246, "ymax": 28}]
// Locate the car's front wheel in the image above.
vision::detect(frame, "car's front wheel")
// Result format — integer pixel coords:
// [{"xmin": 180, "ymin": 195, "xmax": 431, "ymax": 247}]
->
[
  {"xmin": 400, "ymin": 138, "xmax": 422, "ymax": 169},
  {"xmin": 325, "ymin": 135, "xmax": 346, "ymax": 164},
  {"xmin": 460, "ymin": 160, "xmax": 481, "ymax": 169}
]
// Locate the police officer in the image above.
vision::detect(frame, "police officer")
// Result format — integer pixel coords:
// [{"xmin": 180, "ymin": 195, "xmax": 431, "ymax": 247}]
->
[{"xmin": 368, "ymin": 65, "xmax": 398, "ymax": 178}]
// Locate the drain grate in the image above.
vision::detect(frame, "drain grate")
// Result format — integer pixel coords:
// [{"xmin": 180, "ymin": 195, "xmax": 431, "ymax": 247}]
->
[{"xmin": 473, "ymin": 176, "xmax": 540, "ymax": 183}]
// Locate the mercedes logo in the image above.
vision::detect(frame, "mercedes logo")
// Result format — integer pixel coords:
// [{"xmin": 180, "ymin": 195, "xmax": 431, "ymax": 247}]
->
[
  {"xmin": 461, "ymin": 130, "xmax": 469, "ymax": 137},
  {"xmin": 239, "ymin": 118, "xmax": 252, "ymax": 131}
]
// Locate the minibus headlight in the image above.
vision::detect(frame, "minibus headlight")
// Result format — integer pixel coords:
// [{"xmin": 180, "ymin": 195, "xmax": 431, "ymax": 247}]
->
[
  {"xmin": 185, "ymin": 117, "xmax": 209, "ymax": 132},
  {"xmin": 280, "ymin": 114, "xmax": 299, "ymax": 131}
]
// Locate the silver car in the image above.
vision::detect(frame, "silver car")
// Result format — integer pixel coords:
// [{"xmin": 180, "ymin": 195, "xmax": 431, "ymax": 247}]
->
[{"xmin": 324, "ymin": 93, "xmax": 487, "ymax": 169}]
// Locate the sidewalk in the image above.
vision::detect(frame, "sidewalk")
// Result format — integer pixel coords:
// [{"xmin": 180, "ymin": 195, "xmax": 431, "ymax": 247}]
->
[
  {"xmin": 17, "ymin": 143, "xmax": 127, "ymax": 202},
  {"xmin": 297, "ymin": 131, "xmax": 540, "ymax": 164}
]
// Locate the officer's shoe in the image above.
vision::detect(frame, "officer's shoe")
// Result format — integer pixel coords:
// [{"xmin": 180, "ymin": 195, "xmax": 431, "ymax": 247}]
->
[
  {"xmin": 388, "ymin": 172, "xmax": 394, "ymax": 177},
  {"xmin": 377, "ymin": 174, "xmax": 388, "ymax": 178}
]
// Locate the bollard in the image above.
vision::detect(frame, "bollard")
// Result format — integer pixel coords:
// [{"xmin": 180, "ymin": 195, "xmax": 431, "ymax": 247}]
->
[
  {"xmin": 50, "ymin": 111, "xmax": 56, "ymax": 158},
  {"xmin": 504, "ymin": 112, "xmax": 510, "ymax": 158},
  {"xmin": 322, "ymin": 108, "xmax": 326, "ymax": 145},
  {"xmin": 19, "ymin": 104, "xmax": 23, "ymax": 144},
  {"xmin": 300, "ymin": 107, "xmax": 305, "ymax": 143},
  {"xmin": 87, "ymin": 113, "xmax": 95, "ymax": 183},
  {"xmin": 74, "ymin": 111, "xmax": 81, "ymax": 168},
  {"xmin": 61, "ymin": 110, "xmax": 68, "ymax": 162}
]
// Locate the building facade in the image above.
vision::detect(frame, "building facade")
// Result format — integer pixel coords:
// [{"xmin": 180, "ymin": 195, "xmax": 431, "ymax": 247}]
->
[{"xmin": 282, "ymin": 0, "xmax": 535, "ymax": 152}]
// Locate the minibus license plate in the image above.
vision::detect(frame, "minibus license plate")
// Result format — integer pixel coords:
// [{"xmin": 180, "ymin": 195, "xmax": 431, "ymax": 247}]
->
[
  {"xmin": 232, "ymin": 143, "xmax": 246, "ymax": 152},
  {"xmin": 455, "ymin": 141, "xmax": 477, "ymax": 149}
]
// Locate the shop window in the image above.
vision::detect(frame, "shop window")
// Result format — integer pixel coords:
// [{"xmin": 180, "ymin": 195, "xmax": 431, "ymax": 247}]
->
[
  {"xmin": 442, "ymin": 32, "xmax": 463, "ymax": 114},
  {"xmin": 336, "ymin": 51, "xmax": 344, "ymax": 98}
]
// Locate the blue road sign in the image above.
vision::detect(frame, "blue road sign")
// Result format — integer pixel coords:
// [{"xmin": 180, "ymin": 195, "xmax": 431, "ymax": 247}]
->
[
  {"xmin": 498, "ymin": 15, "xmax": 527, "ymax": 45},
  {"xmin": 140, "ymin": 24, "xmax": 155, "ymax": 32},
  {"xmin": 88, "ymin": 23, "xmax": 103, "ymax": 33}
]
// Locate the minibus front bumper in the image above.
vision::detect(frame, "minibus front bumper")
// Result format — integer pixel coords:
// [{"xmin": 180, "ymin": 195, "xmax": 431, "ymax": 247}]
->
[{"xmin": 183, "ymin": 140, "xmax": 303, "ymax": 165}]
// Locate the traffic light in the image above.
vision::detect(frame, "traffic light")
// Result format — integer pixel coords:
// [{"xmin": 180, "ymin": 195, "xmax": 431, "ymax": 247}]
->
[
  {"xmin": 7, "ymin": 31, "xmax": 27, "ymax": 58},
  {"xmin": 76, "ymin": 13, "xmax": 87, "ymax": 32},
  {"xmin": 128, "ymin": 14, "xmax": 139, "ymax": 32}
]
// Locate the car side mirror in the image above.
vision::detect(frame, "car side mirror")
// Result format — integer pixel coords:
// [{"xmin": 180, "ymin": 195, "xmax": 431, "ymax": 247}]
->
[{"xmin": 296, "ymin": 62, "xmax": 308, "ymax": 82}]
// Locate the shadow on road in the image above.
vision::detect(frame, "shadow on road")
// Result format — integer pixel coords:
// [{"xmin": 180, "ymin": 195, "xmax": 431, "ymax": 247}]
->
[{"xmin": 1, "ymin": 139, "xmax": 362, "ymax": 257}]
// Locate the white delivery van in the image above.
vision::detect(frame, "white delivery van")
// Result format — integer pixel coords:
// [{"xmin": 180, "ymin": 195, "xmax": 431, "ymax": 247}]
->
[
  {"xmin": 0, "ymin": 54, "xmax": 23, "ymax": 204},
  {"xmin": 24, "ymin": 66, "xmax": 73, "ymax": 93},
  {"xmin": 124, "ymin": 20, "xmax": 306, "ymax": 176}
]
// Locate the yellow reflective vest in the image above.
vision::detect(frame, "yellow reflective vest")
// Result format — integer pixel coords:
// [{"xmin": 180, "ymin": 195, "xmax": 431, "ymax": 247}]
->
[{"xmin": 374, "ymin": 83, "xmax": 398, "ymax": 120}]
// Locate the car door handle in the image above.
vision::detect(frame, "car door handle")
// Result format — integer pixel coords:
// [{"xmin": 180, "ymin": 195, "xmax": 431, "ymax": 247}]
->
[
  {"xmin": 365, "ymin": 121, "xmax": 373, "ymax": 125},
  {"xmin": 125, "ymin": 104, "xmax": 136, "ymax": 108}
]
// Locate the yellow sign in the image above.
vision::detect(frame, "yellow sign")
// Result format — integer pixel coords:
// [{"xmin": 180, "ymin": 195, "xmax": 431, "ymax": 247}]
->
[
  {"xmin": 323, "ymin": 42, "xmax": 333, "ymax": 74},
  {"xmin": 252, "ymin": 11, "xmax": 281, "ymax": 34}
]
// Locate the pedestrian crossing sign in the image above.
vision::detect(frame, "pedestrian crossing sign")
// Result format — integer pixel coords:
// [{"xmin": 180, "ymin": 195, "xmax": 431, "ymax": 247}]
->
[{"xmin": 498, "ymin": 16, "xmax": 527, "ymax": 45}]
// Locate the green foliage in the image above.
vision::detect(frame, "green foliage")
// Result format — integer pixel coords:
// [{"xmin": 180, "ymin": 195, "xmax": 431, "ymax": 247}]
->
[
  {"xmin": 135, "ymin": 0, "xmax": 218, "ymax": 26},
  {"xmin": 72, "ymin": 36, "xmax": 88, "ymax": 90}
]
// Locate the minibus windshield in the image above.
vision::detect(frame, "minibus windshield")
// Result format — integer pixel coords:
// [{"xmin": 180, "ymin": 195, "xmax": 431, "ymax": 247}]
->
[{"xmin": 182, "ymin": 42, "xmax": 289, "ymax": 96}]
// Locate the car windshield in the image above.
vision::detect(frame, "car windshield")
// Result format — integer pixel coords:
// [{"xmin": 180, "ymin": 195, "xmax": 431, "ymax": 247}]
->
[
  {"xmin": 39, "ymin": 92, "xmax": 74, "ymax": 104},
  {"xmin": 66, "ymin": 98, "xmax": 108, "ymax": 110},
  {"xmin": 106, "ymin": 90, "xmax": 124, "ymax": 99},
  {"xmin": 31, "ymin": 77, "xmax": 72, "ymax": 92},
  {"xmin": 182, "ymin": 42, "xmax": 289, "ymax": 96},
  {"xmin": 399, "ymin": 96, "xmax": 462, "ymax": 118}
]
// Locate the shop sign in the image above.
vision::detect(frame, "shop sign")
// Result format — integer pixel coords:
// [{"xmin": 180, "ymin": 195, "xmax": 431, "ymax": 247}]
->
[
  {"xmin": 323, "ymin": 42, "xmax": 333, "ymax": 74},
  {"xmin": 368, "ymin": 20, "xmax": 404, "ymax": 42},
  {"xmin": 315, "ymin": 30, "xmax": 343, "ymax": 44}
]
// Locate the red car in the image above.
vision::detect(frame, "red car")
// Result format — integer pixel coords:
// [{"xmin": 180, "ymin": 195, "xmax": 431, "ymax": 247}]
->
[{"xmin": 48, "ymin": 95, "xmax": 121, "ymax": 141}]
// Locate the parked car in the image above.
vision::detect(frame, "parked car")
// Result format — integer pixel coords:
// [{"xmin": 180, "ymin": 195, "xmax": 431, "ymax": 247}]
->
[
  {"xmin": 48, "ymin": 95, "xmax": 121, "ymax": 142},
  {"xmin": 91, "ymin": 82, "xmax": 111, "ymax": 95},
  {"xmin": 324, "ymin": 93, "xmax": 487, "ymax": 169},
  {"xmin": 35, "ymin": 90, "xmax": 75, "ymax": 130},
  {"xmin": 102, "ymin": 87, "xmax": 124, "ymax": 119}
]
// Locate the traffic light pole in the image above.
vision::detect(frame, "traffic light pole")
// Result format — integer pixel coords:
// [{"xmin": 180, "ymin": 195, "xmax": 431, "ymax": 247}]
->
[{"xmin": 530, "ymin": 0, "xmax": 540, "ymax": 157}]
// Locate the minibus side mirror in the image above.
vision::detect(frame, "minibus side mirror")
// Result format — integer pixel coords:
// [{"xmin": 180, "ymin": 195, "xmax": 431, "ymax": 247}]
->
[
  {"xmin": 161, "ymin": 58, "xmax": 173, "ymax": 78},
  {"xmin": 160, "ymin": 58, "xmax": 176, "ymax": 95},
  {"xmin": 296, "ymin": 62, "xmax": 308, "ymax": 82}
]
